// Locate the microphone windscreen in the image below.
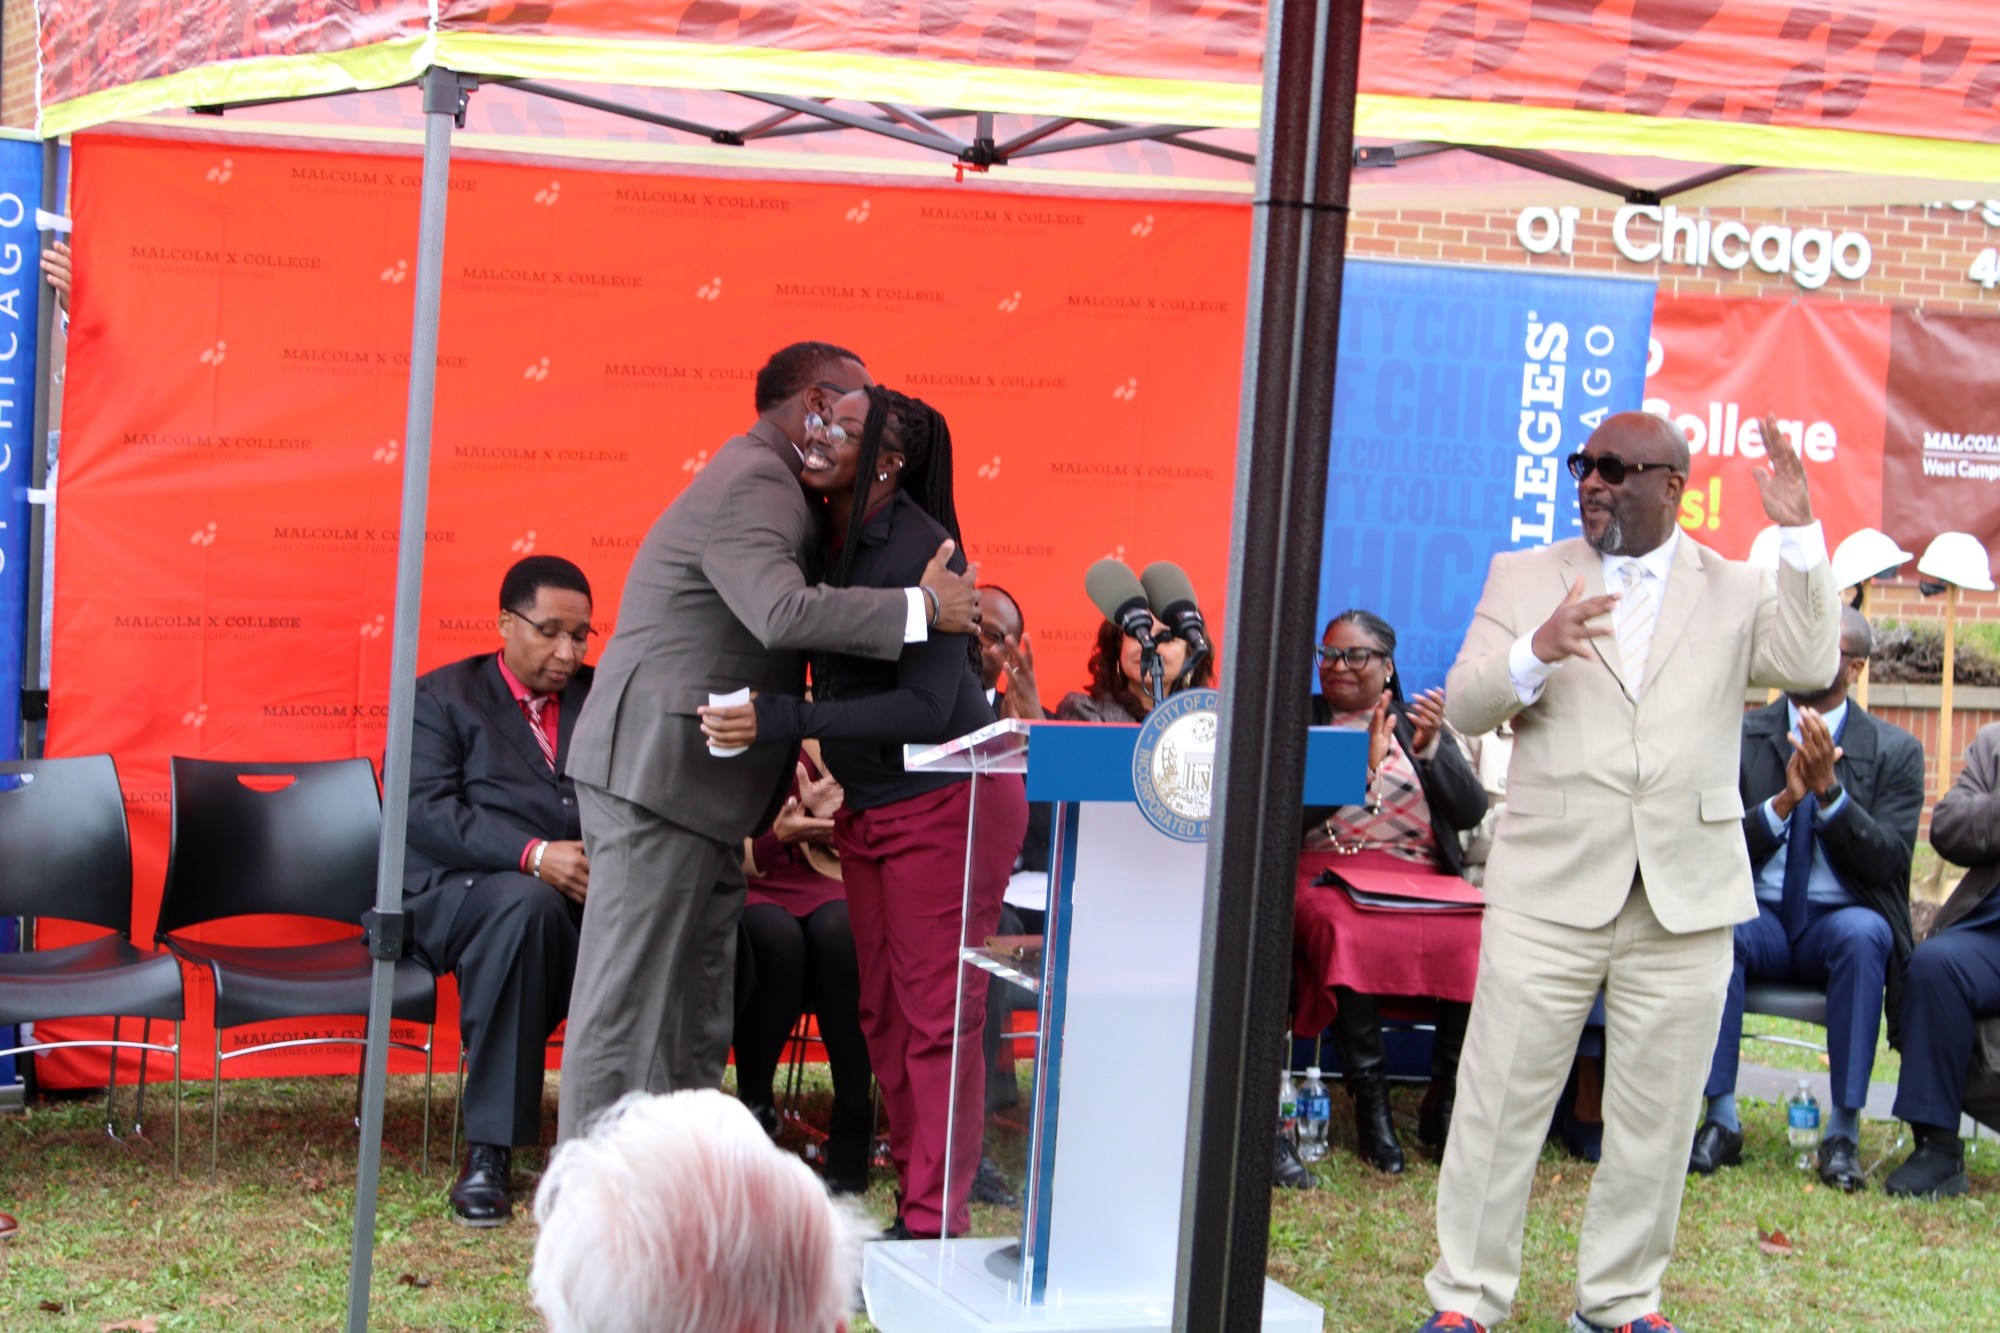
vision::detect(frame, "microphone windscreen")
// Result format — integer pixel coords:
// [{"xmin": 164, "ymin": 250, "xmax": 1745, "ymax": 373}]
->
[
  {"xmin": 1085, "ymin": 557, "xmax": 1148, "ymax": 624},
  {"xmin": 1140, "ymin": 561, "xmax": 1200, "ymax": 615}
]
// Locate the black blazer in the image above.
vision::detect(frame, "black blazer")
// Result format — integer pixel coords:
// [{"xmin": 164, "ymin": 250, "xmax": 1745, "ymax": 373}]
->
[
  {"xmin": 405, "ymin": 653, "xmax": 594, "ymax": 963},
  {"xmin": 1738, "ymin": 698, "xmax": 1925, "ymax": 1046},
  {"xmin": 1301, "ymin": 695, "xmax": 1488, "ymax": 877}
]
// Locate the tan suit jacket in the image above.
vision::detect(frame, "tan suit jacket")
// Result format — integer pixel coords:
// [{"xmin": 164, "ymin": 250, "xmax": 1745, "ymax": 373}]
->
[
  {"xmin": 565, "ymin": 419, "xmax": 907, "ymax": 843},
  {"xmin": 1445, "ymin": 534, "xmax": 1839, "ymax": 934}
]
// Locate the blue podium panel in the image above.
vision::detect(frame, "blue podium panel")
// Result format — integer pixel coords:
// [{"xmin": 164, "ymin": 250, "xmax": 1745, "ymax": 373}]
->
[{"xmin": 870, "ymin": 719, "xmax": 1358, "ymax": 1333}]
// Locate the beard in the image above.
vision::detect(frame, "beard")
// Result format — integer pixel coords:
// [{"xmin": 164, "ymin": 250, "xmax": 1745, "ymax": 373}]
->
[{"xmin": 1585, "ymin": 509, "xmax": 1625, "ymax": 554}]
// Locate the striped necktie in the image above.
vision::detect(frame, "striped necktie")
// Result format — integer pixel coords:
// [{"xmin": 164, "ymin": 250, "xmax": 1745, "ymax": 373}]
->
[
  {"xmin": 522, "ymin": 694, "xmax": 556, "ymax": 771},
  {"xmin": 1615, "ymin": 559, "xmax": 1655, "ymax": 694}
]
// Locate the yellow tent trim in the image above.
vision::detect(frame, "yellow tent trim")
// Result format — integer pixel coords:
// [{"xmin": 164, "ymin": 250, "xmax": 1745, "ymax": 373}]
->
[
  {"xmin": 39, "ymin": 41, "xmax": 434, "ymax": 139},
  {"xmin": 1356, "ymin": 94, "xmax": 2000, "ymax": 186},
  {"xmin": 432, "ymin": 32, "xmax": 1265, "ymax": 130}
]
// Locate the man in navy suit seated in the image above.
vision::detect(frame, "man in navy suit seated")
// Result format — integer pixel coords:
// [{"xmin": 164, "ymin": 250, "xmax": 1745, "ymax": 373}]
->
[
  {"xmin": 407, "ymin": 556, "xmax": 595, "ymax": 1225},
  {"xmin": 1886, "ymin": 719, "xmax": 2000, "ymax": 1199}
]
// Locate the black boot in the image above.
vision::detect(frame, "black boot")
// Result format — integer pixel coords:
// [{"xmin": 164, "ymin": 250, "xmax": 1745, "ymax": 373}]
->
[
  {"xmin": 1332, "ymin": 989, "xmax": 1405, "ymax": 1175},
  {"xmin": 823, "ymin": 1098, "xmax": 874, "ymax": 1196},
  {"xmin": 1417, "ymin": 1001, "xmax": 1468, "ymax": 1158}
]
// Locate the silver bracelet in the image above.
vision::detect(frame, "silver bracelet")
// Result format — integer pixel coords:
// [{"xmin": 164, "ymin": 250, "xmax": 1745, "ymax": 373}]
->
[{"xmin": 530, "ymin": 840, "xmax": 549, "ymax": 878}]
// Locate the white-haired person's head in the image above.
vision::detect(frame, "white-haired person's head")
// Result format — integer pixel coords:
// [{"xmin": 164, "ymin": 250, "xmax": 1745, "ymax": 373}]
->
[{"xmin": 530, "ymin": 1089, "xmax": 870, "ymax": 1333}]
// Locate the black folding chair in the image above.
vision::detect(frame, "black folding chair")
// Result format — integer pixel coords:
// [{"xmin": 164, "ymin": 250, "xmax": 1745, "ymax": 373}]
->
[
  {"xmin": 0, "ymin": 756, "xmax": 186, "ymax": 1177},
  {"xmin": 156, "ymin": 757, "xmax": 436, "ymax": 1180}
]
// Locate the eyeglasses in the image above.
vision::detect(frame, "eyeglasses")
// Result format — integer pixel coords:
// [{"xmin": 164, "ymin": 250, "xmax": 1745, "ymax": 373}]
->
[
  {"xmin": 1314, "ymin": 645, "xmax": 1388, "ymax": 669},
  {"xmin": 1566, "ymin": 452, "xmax": 1682, "ymax": 486},
  {"xmin": 510, "ymin": 614, "xmax": 593, "ymax": 649}
]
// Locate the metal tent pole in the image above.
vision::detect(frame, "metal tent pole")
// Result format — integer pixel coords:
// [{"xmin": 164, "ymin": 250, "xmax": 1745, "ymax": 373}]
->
[
  {"xmin": 343, "ymin": 67, "xmax": 472, "ymax": 1333},
  {"xmin": 1174, "ymin": 2, "xmax": 1362, "ymax": 1330}
]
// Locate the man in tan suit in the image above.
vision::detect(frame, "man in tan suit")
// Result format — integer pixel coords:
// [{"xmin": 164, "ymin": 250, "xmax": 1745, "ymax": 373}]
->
[
  {"xmin": 1414, "ymin": 412, "xmax": 1838, "ymax": 1333},
  {"xmin": 558, "ymin": 341, "xmax": 979, "ymax": 1140}
]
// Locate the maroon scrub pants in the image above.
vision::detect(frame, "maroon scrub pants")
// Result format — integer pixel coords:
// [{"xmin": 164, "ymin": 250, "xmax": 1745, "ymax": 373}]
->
[{"xmin": 836, "ymin": 772, "xmax": 1028, "ymax": 1237}]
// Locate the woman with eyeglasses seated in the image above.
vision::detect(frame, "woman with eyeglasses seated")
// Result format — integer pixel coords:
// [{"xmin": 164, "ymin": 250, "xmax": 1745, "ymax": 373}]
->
[
  {"xmin": 1055, "ymin": 614, "xmax": 1215, "ymax": 723},
  {"xmin": 1292, "ymin": 610, "xmax": 1487, "ymax": 1177}
]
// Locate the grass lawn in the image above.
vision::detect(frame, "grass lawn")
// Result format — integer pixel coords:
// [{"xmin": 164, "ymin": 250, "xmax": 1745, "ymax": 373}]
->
[{"xmin": 2, "ymin": 1071, "xmax": 1994, "ymax": 1331}]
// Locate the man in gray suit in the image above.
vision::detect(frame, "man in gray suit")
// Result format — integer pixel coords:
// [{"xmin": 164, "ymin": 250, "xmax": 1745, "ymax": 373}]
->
[{"xmin": 559, "ymin": 341, "xmax": 980, "ymax": 1139}]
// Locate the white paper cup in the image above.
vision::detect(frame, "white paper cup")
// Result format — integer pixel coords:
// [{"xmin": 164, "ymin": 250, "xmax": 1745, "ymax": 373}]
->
[{"xmin": 706, "ymin": 687, "xmax": 751, "ymax": 757}]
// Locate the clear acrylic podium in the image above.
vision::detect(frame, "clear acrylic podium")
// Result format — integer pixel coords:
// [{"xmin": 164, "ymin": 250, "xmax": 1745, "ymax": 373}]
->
[{"xmin": 862, "ymin": 717, "xmax": 1365, "ymax": 1332}]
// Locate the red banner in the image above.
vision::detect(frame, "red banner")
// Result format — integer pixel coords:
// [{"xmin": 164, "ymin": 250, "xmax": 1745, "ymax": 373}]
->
[
  {"xmin": 1362, "ymin": 1, "xmax": 2000, "ymax": 148},
  {"xmin": 1883, "ymin": 311, "xmax": 2000, "ymax": 568},
  {"xmin": 1644, "ymin": 295, "xmax": 1891, "ymax": 560},
  {"xmin": 45, "ymin": 135, "xmax": 1249, "ymax": 1084}
]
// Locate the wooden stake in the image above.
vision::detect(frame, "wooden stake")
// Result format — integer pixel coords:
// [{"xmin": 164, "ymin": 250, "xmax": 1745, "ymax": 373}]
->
[{"xmin": 1938, "ymin": 584, "xmax": 1959, "ymax": 803}]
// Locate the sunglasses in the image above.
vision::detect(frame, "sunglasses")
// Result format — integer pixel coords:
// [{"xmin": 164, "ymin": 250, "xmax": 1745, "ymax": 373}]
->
[
  {"xmin": 1314, "ymin": 645, "xmax": 1389, "ymax": 669},
  {"xmin": 1566, "ymin": 452, "xmax": 1682, "ymax": 485}
]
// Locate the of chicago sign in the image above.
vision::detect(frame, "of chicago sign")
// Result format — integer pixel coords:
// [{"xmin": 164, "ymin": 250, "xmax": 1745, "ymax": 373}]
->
[{"xmin": 1515, "ymin": 206, "xmax": 1871, "ymax": 291}]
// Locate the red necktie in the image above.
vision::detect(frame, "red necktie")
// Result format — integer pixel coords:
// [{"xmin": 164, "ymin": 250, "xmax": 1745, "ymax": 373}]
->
[{"xmin": 522, "ymin": 695, "xmax": 556, "ymax": 772}]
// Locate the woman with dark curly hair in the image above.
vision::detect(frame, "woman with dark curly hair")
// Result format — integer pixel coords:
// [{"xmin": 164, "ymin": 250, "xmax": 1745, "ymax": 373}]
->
[
  {"xmin": 700, "ymin": 386, "xmax": 1026, "ymax": 1240},
  {"xmin": 1055, "ymin": 612, "xmax": 1216, "ymax": 723}
]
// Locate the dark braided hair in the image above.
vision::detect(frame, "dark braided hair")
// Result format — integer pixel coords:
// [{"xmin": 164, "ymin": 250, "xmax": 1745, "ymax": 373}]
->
[
  {"xmin": 1323, "ymin": 608, "xmax": 1403, "ymax": 702},
  {"xmin": 828, "ymin": 385, "xmax": 963, "ymax": 588}
]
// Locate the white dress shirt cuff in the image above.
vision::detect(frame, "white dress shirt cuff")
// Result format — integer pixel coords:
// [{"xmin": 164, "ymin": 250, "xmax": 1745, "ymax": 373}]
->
[
  {"xmin": 1777, "ymin": 521, "xmax": 1827, "ymax": 572},
  {"xmin": 902, "ymin": 587, "xmax": 930, "ymax": 643},
  {"xmin": 1761, "ymin": 797, "xmax": 1789, "ymax": 838},
  {"xmin": 1507, "ymin": 633, "xmax": 1561, "ymax": 705}
]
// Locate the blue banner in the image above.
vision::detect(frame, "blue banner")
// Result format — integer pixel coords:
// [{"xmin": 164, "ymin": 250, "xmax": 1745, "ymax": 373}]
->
[
  {"xmin": 1316, "ymin": 261, "xmax": 1656, "ymax": 694},
  {"xmin": 0, "ymin": 138, "xmax": 42, "ymax": 1088}
]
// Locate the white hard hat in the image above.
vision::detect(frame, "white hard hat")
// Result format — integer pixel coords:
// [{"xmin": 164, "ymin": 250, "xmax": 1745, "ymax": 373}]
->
[
  {"xmin": 1917, "ymin": 531, "xmax": 1996, "ymax": 592},
  {"xmin": 1831, "ymin": 527, "xmax": 1913, "ymax": 591},
  {"xmin": 1746, "ymin": 525, "xmax": 1783, "ymax": 571}
]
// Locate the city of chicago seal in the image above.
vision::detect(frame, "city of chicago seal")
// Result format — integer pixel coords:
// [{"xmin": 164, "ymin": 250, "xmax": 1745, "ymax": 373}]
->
[{"xmin": 1132, "ymin": 687, "xmax": 1220, "ymax": 842}]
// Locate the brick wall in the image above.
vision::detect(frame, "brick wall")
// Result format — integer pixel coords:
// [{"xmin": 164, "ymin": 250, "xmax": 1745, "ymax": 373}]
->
[
  {"xmin": 1347, "ymin": 201, "xmax": 2000, "ymax": 316},
  {"xmin": 2, "ymin": 0, "xmax": 36, "ymax": 129}
]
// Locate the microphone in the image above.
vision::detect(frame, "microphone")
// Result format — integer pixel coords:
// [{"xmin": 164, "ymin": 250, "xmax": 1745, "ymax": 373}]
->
[
  {"xmin": 1140, "ymin": 561, "xmax": 1213, "ymax": 670},
  {"xmin": 1084, "ymin": 558, "xmax": 1156, "ymax": 649}
]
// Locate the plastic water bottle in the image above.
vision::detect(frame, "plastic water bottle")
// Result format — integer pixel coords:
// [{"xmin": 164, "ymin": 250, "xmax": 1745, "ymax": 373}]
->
[
  {"xmin": 1297, "ymin": 1066, "xmax": 1332, "ymax": 1164},
  {"xmin": 1787, "ymin": 1078, "xmax": 1822, "ymax": 1169},
  {"xmin": 1278, "ymin": 1068, "xmax": 1299, "ymax": 1151}
]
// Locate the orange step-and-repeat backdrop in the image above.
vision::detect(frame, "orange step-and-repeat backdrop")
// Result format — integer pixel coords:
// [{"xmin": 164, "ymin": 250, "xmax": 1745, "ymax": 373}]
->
[{"xmin": 43, "ymin": 134, "xmax": 1250, "ymax": 1085}]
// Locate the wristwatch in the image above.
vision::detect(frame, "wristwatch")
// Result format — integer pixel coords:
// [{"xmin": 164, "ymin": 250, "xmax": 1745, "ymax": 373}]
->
[{"xmin": 1817, "ymin": 781, "xmax": 1843, "ymax": 809}]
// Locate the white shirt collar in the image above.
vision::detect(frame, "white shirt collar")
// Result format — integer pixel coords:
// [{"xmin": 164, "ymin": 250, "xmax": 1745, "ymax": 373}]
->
[
  {"xmin": 1786, "ymin": 696, "xmax": 1849, "ymax": 735},
  {"xmin": 1600, "ymin": 525, "xmax": 1680, "ymax": 587}
]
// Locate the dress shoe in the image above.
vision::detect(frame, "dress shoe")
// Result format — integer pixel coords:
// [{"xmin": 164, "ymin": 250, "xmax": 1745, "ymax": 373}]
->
[
  {"xmin": 449, "ymin": 1143, "xmax": 513, "ymax": 1228},
  {"xmin": 970, "ymin": 1154, "xmax": 1017, "ymax": 1207},
  {"xmin": 1816, "ymin": 1134, "xmax": 1866, "ymax": 1192},
  {"xmin": 1571, "ymin": 1312, "xmax": 1682, "ymax": 1332},
  {"xmin": 1413, "ymin": 1312, "xmax": 1487, "ymax": 1332},
  {"xmin": 1686, "ymin": 1120, "xmax": 1743, "ymax": 1175},
  {"xmin": 1883, "ymin": 1127, "xmax": 1969, "ymax": 1200},
  {"xmin": 877, "ymin": 1217, "xmax": 916, "ymax": 1241},
  {"xmin": 1274, "ymin": 1134, "xmax": 1315, "ymax": 1190}
]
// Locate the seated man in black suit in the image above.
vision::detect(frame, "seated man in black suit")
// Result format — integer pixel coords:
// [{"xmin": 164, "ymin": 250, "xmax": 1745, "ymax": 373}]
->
[
  {"xmin": 1886, "ymin": 719, "xmax": 2000, "ymax": 1199},
  {"xmin": 1691, "ymin": 607, "xmax": 1924, "ymax": 1190},
  {"xmin": 408, "ymin": 556, "xmax": 595, "ymax": 1225}
]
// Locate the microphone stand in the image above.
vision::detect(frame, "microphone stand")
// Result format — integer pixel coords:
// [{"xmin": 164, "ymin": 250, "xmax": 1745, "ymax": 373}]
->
[{"xmin": 1143, "ymin": 643, "xmax": 1166, "ymax": 710}]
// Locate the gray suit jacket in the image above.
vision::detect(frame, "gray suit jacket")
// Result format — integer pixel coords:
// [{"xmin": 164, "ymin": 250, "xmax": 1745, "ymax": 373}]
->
[
  {"xmin": 1446, "ymin": 533, "xmax": 1839, "ymax": 934},
  {"xmin": 1927, "ymin": 722, "xmax": 2000, "ymax": 1077},
  {"xmin": 566, "ymin": 418, "xmax": 908, "ymax": 842}
]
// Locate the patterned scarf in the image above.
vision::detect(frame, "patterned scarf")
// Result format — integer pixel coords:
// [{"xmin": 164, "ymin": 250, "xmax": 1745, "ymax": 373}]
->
[{"xmin": 1304, "ymin": 709, "xmax": 1437, "ymax": 864}]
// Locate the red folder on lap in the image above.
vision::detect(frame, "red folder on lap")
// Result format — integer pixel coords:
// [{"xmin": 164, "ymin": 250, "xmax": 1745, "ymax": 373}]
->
[{"xmin": 1315, "ymin": 863, "xmax": 1485, "ymax": 910}]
